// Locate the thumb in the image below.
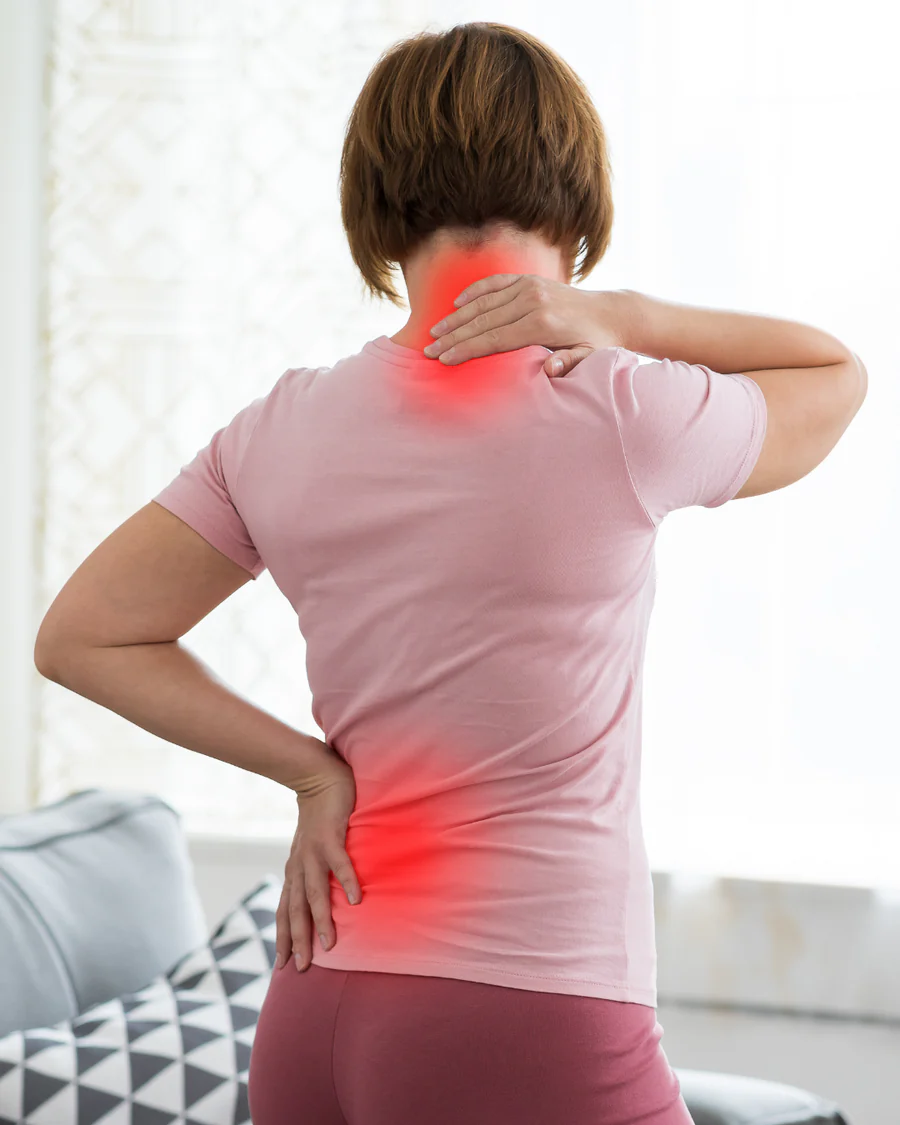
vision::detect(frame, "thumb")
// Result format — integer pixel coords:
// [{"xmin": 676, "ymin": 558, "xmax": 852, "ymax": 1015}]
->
[{"xmin": 544, "ymin": 346, "xmax": 595, "ymax": 378}]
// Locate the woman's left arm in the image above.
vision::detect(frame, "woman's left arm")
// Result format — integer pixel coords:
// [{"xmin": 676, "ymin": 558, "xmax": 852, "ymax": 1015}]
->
[{"xmin": 34, "ymin": 499, "xmax": 337, "ymax": 793}]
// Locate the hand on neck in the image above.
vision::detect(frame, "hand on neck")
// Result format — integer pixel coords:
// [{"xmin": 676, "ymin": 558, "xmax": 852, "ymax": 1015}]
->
[{"xmin": 390, "ymin": 228, "xmax": 569, "ymax": 354}]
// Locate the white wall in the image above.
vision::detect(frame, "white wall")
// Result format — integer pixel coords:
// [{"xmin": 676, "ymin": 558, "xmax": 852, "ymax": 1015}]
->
[
  {"xmin": 658, "ymin": 1001, "xmax": 897, "ymax": 1125},
  {"xmin": 186, "ymin": 836, "xmax": 900, "ymax": 1125}
]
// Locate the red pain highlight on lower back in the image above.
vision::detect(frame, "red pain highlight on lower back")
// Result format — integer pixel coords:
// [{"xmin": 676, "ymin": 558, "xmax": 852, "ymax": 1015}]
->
[{"xmin": 325, "ymin": 728, "xmax": 508, "ymax": 956}]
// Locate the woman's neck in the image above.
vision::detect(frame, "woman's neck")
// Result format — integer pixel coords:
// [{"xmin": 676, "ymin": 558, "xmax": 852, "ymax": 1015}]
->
[{"xmin": 390, "ymin": 235, "xmax": 567, "ymax": 353}]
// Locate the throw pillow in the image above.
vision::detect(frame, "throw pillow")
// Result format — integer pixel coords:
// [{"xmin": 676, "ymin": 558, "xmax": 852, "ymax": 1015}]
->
[{"xmin": 0, "ymin": 876, "xmax": 280, "ymax": 1125}]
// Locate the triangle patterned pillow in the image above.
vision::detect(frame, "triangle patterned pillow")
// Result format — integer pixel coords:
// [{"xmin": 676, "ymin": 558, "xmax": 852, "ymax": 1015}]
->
[{"xmin": 0, "ymin": 876, "xmax": 281, "ymax": 1125}]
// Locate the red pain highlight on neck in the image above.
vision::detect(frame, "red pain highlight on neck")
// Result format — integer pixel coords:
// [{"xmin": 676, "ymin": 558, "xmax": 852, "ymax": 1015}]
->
[{"xmin": 402, "ymin": 245, "xmax": 543, "ymax": 421}]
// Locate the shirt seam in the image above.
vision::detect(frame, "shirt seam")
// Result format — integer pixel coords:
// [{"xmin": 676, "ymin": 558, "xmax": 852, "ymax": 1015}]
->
[
  {"xmin": 231, "ymin": 376, "xmax": 284, "ymax": 499},
  {"xmin": 331, "ymin": 970, "xmax": 352, "ymax": 1125},
  {"xmin": 225, "ymin": 371, "xmax": 294, "ymax": 573},
  {"xmin": 609, "ymin": 350, "xmax": 658, "ymax": 531}
]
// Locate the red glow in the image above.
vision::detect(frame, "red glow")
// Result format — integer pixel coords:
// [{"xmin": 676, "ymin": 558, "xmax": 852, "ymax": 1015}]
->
[
  {"xmin": 325, "ymin": 728, "xmax": 507, "ymax": 957},
  {"xmin": 399, "ymin": 244, "xmax": 543, "ymax": 422}
]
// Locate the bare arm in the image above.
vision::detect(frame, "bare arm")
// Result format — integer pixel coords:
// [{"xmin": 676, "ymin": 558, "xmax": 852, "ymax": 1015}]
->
[
  {"xmin": 615, "ymin": 288, "xmax": 859, "ymax": 374},
  {"xmin": 614, "ymin": 289, "xmax": 867, "ymax": 499},
  {"xmin": 33, "ymin": 501, "xmax": 339, "ymax": 793}
]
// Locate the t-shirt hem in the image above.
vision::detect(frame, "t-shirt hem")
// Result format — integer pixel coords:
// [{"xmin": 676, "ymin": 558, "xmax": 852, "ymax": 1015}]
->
[
  {"xmin": 306, "ymin": 951, "xmax": 657, "ymax": 1006},
  {"xmin": 704, "ymin": 373, "xmax": 768, "ymax": 508},
  {"xmin": 151, "ymin": 494, "xmax": 265, "ymax": 578}
]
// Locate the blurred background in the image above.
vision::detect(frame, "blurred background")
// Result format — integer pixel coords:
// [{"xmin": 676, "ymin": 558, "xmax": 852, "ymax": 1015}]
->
[{"xmin": 1, "ymin": 1, "xmax": 898, "ymax": 1120}]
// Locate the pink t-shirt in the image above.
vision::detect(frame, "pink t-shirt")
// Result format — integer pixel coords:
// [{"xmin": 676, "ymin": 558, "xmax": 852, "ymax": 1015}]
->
[{"xmin": 153, "ymin": 336, "xmax": 766, "ymax": 1005}]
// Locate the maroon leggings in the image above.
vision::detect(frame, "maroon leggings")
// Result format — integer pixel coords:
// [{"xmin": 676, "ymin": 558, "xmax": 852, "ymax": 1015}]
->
[{"xmin": 248, "ymin": 962, "xmax": 693, "ymax": 1125}]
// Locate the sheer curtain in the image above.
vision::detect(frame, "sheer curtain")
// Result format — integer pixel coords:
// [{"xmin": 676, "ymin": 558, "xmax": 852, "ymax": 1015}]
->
[
  {"xmin": 35, "ymin": 0, "xmax": 899, "ymax": 888},
  {"xmin": 35, "ymin": 0, "xmax": 431, "ymax": 833}
]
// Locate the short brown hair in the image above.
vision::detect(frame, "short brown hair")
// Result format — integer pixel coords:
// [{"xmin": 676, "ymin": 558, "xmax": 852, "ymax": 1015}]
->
[{"xmin": 339, "ymin": 22, "xmax": 615, "ymax": 308}]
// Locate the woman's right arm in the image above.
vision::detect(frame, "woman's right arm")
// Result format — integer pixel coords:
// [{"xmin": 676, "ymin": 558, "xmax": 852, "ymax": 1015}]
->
[
  {"xmin": 426, "ymin": 276, "xmax": 867, "ymax": 503},
  {"xmin": 617, "ymin": 288, "xmax": 859, "ymax": 374},
  {"xmin": 616, "ymin": 289, "xmax": 868, "ymax": 500}
]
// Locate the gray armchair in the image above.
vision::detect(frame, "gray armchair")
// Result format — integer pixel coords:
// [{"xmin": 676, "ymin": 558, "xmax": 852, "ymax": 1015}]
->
[{"xmin": 0, "ymin": 789, "xmax": 850, "ymax": 1125}]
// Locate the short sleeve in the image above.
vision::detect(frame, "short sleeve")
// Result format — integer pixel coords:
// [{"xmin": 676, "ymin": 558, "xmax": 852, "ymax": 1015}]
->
[
  {"xmin": 611, "ymin": 352, "xmax": 767, "ymax": 525},
  {"xmin": 152, "ymin": 397, "xmax": 267, "ymax": 578}
]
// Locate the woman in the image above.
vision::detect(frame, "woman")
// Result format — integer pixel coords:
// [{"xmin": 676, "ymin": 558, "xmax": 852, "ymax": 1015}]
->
[{"xmin": 34, "ymin": 21, "xmax": 866, "ymax": 1125}]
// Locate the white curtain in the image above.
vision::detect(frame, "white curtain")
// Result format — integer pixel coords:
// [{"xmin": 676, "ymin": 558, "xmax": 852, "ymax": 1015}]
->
[
  {"xmin": 36, "ymin": 0, "xmax": 431, "ymax": 834},
  {"xmin": 36, "ymin": 0, "xmax": 900, "ymax": 887}
]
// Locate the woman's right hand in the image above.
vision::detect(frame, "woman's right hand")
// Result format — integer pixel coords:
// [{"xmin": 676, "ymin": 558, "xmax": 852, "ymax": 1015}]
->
[
  {"xmin": 275, "ymin": 744, "xmax": 361, "ymax": 973},
  {"xmin": 423, "ymin": 275, "xmax": 633, "ymax": 378}
]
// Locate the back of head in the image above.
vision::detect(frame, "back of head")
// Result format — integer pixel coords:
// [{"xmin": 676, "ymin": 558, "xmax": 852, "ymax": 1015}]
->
[{"xmin": 339, "ymin": 22, "xmax": 614, "ymax": 308}]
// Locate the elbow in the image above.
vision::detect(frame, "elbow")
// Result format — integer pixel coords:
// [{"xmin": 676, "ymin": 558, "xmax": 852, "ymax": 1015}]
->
[
  {"xmin": 834, "ymin": 351, "xmax": 868, "ymax": 422},
  {"xmin": 34, "ymin": 635, "xmax": 58, "ymax": 683},
  {"xmin": 850, "ymin": 351, "xmax": 868, "ymax": 409},
  {"xmin": 34, "ymin": 623, "xmax": 70, "ymax": 684}
]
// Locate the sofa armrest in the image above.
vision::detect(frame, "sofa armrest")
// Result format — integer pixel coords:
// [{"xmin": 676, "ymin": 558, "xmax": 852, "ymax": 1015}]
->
[
  {"xmin": 675, "ymin": 1067, "xmax": 851, "ymax": 1125},
  {"xmin": 0, "ymin": 788, "xmax": 208, "ymax": 1036}
]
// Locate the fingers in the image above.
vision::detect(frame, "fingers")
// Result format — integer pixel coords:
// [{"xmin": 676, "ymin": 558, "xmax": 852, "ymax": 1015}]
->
[
  {"xmin": 426, "ymin": 298, "xmax": 541, "ymax": 365},
  {"xmin": 275, "ymin": 866, "xmax": 313, "ymax": 972},
  {"xmin": 275, "ymin": 849, "xmax": 361, "ymax": 974},
  {"xmin": 304, "ymin": 843, "xmax": 362, "ymax": 952},
  {"xmin": 303, "ymin": 856, "xmax": 335, "ymax": 954},
  {"xmin": 545, "ymin": 353, "xmax": 568, "ymax": 378},
  {"xmin": 425, "ymin": 276, "xmax": 528, "ymax": 363},
  {"xmin": 289, "ymin": 873, "xmax": 313, "ymax": 970},
  {"xmin": 331, "ymin": 849, "xmax": 362, "ymax": 906},
  {"xmin": 274, "ymin": 879, "xmax": 294, "ymax": 970},
  {"xmin": 452, "ymin": 272, "xmax": 524, "ymax": 308},
  {"xmin": 544, "ymin": 346, "xmax": 596, "ymax": 378}
]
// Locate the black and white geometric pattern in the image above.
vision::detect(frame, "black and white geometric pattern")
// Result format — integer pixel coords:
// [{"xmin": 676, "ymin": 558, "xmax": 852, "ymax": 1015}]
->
[{"xmin": 0, "ymin": 877, "xmax": 280, "ymax": 1125}]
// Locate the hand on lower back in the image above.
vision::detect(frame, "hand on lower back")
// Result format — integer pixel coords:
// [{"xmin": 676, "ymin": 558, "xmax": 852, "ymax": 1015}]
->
[
  {"xmin": 423, "ymin": 274, "xmax": 627, "ymax": 378},
  {"xmin": 274, "ymin": 744, "xmax": 361, "ymax": 973}
]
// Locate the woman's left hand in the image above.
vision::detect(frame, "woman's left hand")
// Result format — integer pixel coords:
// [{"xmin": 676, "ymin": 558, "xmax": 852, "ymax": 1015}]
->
[
  {"xmin": 275, "ymin": 739, "xmax": 362, "ymax": 973},
  {"xmin": 425, "ymin": 273, "xmax": 624, "ymax": 377}
]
